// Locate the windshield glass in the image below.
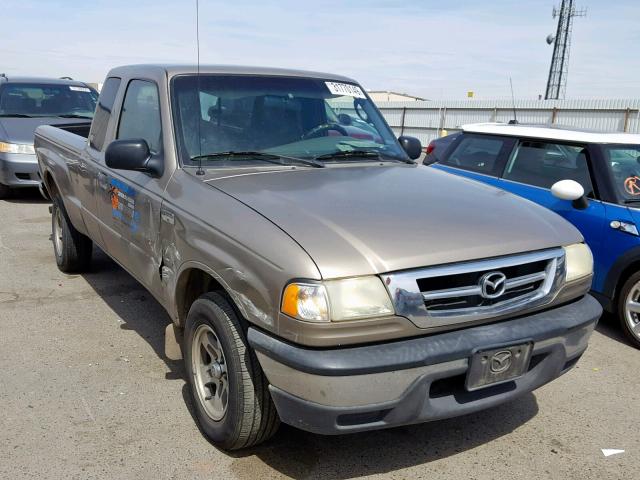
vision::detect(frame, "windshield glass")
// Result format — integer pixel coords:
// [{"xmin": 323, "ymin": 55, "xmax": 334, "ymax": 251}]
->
[
  {"xmin": 171, "ymin": 74, "xmax": 407, "ymax": 166},
  {"xmin": 603, "ymin": 145, "xmax": 640, "ymax": 202},
  {"xmin": 0, "ymin": 83, "xmax": 98, "ymax": 118}
]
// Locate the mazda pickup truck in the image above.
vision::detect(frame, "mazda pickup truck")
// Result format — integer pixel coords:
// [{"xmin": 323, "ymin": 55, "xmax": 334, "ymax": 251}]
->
[{"xmin": 35, "ymin": 65, "xmax": 601, "ymax": 450}]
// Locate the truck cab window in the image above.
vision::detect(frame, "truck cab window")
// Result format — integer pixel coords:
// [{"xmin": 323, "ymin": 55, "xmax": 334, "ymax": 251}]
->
[
  {"xmin": 117, "ymin": 80, "xmax": 162, "ymax": 154},
  {"xmin": 89, "ymin": 77, "xmax": 120, "ymax": 151}
]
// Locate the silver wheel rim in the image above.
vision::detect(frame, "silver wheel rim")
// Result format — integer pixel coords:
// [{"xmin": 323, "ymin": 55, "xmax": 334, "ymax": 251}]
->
[
  {"xmin": 624, "ymin": 282, "xmax": 640, "ymax": 340},
  {"xmin": 53, "ymin": 207, "xmax": 63, "ymax": 257},
  {"xmin": 191, "ymin": 324, "xmax": 228, "ymax": 421}
]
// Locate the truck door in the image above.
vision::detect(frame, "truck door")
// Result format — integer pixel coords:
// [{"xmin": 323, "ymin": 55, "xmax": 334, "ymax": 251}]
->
[
  {"xmin": 495, "ymin": 139, "xmax": 606, "ymax": 260},
  {"xmin": 95, "ymin": 79, "xmax": 166, "ymax": 297}
]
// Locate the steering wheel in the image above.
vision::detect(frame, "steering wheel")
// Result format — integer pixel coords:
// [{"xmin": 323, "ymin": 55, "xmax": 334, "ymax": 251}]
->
[{"xmin": 301, "ymin": 123, "xmax": 348, "ymax": 140}]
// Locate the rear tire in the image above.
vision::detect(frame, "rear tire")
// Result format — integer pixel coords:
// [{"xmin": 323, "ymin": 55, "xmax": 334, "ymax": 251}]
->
[
  {"xmin": 617, "ymin": 272, "xmax": 640, "ymax": 348},
  {"xmin": 51, "ymin": 198, "xmax": 92, "ymax": 273},
  {"xmin": 184, "ymin": 292, "xmax": 280, "ymax": 450},
  {"xmin": 0, "ymin": 183, "xmax": 11, "ymax": 199}
]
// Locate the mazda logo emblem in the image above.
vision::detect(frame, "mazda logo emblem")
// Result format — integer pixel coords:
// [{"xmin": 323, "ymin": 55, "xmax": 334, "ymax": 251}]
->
[
  {"xmin": 479, "ymin": 271, "xmax": 507, "ymax": 299},
  {"xmin": 490, "ymin": 350, "xmax": 513, "ymax": 373}
]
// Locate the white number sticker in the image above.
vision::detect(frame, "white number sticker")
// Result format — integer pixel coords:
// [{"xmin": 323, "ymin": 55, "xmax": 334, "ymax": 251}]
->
[
  {"xmin": 325, "ymin": 81, "xmax": 366, "ymax": 99},
  {"xmin": 69, "ymin": 86, "xmax": 91, "ymax": 92}
]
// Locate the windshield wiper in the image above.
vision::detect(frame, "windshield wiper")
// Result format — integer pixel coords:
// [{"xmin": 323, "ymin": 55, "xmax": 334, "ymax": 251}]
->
[
  {"xmin": 190, "ymin": 151, "xmax": 324, "ymax": 168},
  {"xmin": 623, "ymin": 199, "xmax": 640, "ymax": 204},
  {"xmin": 56, "ymin": 114, "xmax": 93, "ymax": 119},
  {"xmin": 315, "ymin": 150, "xmax": 413, "ymax": 164},
  {"xmin": 0, "ymin": 113, "xmax": 33, "ymax": 118}
]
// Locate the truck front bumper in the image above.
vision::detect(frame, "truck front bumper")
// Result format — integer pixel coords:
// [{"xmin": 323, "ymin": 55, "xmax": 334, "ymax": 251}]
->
[
  {"xmin": 248, "ymin": 294, "xmax": 601, "ymax": 435},
  {"xmin": 0, "ymin": 152, "xmax": 40, "ymax": 187}
]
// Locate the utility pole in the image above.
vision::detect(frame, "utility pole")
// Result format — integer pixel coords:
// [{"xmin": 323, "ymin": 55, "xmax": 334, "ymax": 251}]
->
[{"xmin": 544, "ymin": 0, "xmax": 586, "ymax": 100}]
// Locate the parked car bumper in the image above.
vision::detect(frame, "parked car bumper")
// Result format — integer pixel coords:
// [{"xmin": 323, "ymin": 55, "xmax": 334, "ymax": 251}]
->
[
  {"xmin": 0, "ymin": 152, "xmax": 40, "ymax": 187},
  {"xmin": 249, "ymin": 294, "xmax": 601, "ymax": 435}
]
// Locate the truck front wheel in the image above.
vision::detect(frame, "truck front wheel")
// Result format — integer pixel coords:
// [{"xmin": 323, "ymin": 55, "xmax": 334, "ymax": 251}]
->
[
  {"xmin": 51, "ymin": 199, "xmax": 92, "ymax": 273},
  {"xmin": 184, "ymin": 292, "xmax": 280, "ymax": 450},
  {"xmin": 617, "ymin": 271, "xmax": 640, "ymax": 348}
]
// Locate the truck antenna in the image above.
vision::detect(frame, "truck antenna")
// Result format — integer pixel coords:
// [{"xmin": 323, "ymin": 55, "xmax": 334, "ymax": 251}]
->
[
  {"xmin": 195, "ymin": 0, "xmax": 205, "ymax": 176},
  {"xmin": 509, "ymin": 76, "xmax": 518, "ymax": 125}
]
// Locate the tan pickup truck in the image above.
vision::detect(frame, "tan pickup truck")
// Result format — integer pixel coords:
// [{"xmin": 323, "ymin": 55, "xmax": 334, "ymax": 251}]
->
[{"xmin": 35, "ymin": 64, "xmax": 601, "ymax": 450}]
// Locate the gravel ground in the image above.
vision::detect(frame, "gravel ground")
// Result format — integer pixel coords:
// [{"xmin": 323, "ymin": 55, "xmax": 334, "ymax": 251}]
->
[{"xmin": 1, "ymin": 189, "xmax": 638, "ymax": 480}]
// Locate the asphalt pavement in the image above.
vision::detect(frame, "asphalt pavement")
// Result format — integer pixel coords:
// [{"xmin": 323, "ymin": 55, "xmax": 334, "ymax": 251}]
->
[{"xmin": 1, "ymin": 189, "xmax": 638, "ymax": 480}]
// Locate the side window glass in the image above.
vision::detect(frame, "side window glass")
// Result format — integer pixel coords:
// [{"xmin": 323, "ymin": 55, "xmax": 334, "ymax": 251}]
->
[
  {"xmin": 441, "ymin": 135, "xmax": 507, "ymax": 174},
  {"xmin": 89, "ymin": 77, "xmax": 121, "ymax": 151},
  {"xmin": 117, "ymin": 80, "xmax": 162, "ymax": 154},
  {"xmin": 504, "ymin": 141, "xmax": 594, "ymax": 196}
]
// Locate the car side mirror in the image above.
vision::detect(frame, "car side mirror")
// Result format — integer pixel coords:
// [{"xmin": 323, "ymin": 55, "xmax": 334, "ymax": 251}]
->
[
  {"xmin": 551, "ymin": 179, "xmax": 588, "ymax": 210},
  {"xmin": 398, "ymin": 135, "xmax": 422, "ymax": 160},
  {"xmin": 105, "ymin": 139, "xmax": 163, "ymax": 177}
]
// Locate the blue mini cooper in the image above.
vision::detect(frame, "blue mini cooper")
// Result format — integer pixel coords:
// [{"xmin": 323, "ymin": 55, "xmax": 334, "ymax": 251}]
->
[{"xmin": 429, "ymin": 123, "xmax": 640, "ymax": 348}]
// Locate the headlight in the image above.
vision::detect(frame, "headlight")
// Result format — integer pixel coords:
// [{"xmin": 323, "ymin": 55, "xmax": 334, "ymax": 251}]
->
[
  {"xmin": 281, "ymin": 276, "xmax": 394, "ymax": 322},
  {"xmin": 0, "ymin": 141, "xmax": 35, "ymax": 154},
  {"xmin": 563, "ymin": 243, "xmax": 593, "ymax": 283}
]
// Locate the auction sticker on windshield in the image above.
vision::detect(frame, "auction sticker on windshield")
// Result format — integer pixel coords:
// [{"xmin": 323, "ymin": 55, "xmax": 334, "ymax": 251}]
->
[{"xmin": 325, "ymin": 81, "xmax": 366, "ymax": 99}]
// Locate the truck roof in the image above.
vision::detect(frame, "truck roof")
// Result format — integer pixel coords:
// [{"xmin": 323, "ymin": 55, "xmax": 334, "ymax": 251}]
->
[
  {"xmin": 0, "ymin": 75, "xmax": 90, "ymax": 87},
  {"xmin": 461, "ymin": 122, "xmax": 640, "ymax": 145},
  {"xmin": 107, "ymin": 64, "xmax": 358, "ymax": 84}
]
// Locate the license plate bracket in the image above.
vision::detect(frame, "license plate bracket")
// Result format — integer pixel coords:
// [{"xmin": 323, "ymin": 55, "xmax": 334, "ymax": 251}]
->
[{"xmin": 465, "ymin": 342, "xmax": 533, "ymax": 391}]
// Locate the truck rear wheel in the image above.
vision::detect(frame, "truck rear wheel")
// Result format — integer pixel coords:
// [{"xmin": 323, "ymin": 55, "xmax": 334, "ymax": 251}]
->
[
  {"xmin": 184, "ymin": 292, "xmax": 280, "ymax": 450},
  {"xmin": 617, "ymin": 271, "xmax": 640, "ymax": 348},
  {"xmin": 51, "ymin": 199, "xmax": 92, "ymax": 273}
]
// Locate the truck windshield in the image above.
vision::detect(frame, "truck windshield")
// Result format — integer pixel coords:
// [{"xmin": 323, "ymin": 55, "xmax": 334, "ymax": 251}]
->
[
  {"xmin": 602, "ymin": 145, "xmax": 640, "ymax": 202},
  {"xmin": 171, "ymin": 74, "xmax": 407, "ymax": 166},
  {"xmin": 0, "ymin": 83, "xmax": 98, "ymax": 118}
]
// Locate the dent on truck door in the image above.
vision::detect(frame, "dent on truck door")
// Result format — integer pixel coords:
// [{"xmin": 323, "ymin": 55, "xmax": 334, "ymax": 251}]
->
[{"xmin": 97, "ymin": 170, "xmax": 164, "ymax": 296}]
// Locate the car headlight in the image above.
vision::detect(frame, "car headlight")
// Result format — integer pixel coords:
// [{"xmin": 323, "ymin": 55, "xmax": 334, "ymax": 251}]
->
[
  {"xmin": 0, "ymin": 141, "xmax": 35, "ymax": 154},
  {"xmin": 281, "ymin": 276, "xmax": 394, "ymax": 322},
  {"xmin": 563, "ymin": 243, "xmax": 593, "ymax": 283}
]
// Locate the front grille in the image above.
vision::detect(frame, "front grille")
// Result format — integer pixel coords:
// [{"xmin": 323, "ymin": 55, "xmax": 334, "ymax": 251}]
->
[
  {"xmin": 420, "ymin": 259, "xmax": 549, "ymax": 312},
  {"xmin": 382, "ymin": 248, "xmax": 566, "ymax": 330}
]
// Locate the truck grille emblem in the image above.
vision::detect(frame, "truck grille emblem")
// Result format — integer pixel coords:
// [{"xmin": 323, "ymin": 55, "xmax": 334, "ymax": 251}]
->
[{"xmin": 479, "ymin": 271, "xmax": 507, "ymax": 299}]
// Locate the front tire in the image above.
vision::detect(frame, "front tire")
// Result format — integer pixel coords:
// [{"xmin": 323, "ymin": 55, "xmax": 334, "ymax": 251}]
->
[
  {"xmin": 617, "ymin": 272, "xmax": 640, "ymax": 348},
  {"xmin": 51, "ymin": 198, "xmax": 92, "ymax": 273},
  {"xmin": 184, "ymin": 292, "xmax": 279, "ymax": 450}
]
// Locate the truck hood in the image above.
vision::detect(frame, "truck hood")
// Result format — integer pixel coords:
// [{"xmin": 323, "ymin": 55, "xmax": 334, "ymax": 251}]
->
[
  {"xmin": 0, "ymin": 117, "xmax": 90, "ymax": 144},
  {"xmin": 205, "ymin": 165, "xmax": 582, "ymax": 278}
]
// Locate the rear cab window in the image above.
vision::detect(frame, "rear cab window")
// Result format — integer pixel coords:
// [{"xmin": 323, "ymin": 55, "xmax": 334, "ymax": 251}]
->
[
  {"xmin": 439, "ymin": 133, "xmax": 514, "ymax": 175},
  {"xmin": 503, "ymin": 140, "xmax": 595, "ymax": 197},
  {"xmin": 89, "ymin": 77, "xmax": 121, "ymax": 151}
]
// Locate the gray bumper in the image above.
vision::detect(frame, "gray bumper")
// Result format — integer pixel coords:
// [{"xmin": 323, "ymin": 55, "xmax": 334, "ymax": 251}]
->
[
  {"xmin": 0, "ymin": 152, "xmax": 40, "ymax": 187},
  {"xmin": 249, "ymin": 294, "xmax": 601, "ymax": 435}
]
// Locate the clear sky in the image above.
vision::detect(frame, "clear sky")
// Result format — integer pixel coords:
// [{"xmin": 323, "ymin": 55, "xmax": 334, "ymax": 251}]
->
[{"xmin": 1, "ymin": 0, "xmax": 638, "ymax": 99}]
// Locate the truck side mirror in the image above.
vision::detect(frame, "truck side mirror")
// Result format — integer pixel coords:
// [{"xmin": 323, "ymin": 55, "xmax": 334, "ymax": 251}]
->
[
  {"xmin": 105, "ymin": 139, "xmax": 163, "ymax": 177},
  {"xmin": 398, "ymin": 135, "xmax": 422, "ymax": 160},
  {"xmin": 551, "ymin": 179, "xmax": 588, "ymax": 210}
]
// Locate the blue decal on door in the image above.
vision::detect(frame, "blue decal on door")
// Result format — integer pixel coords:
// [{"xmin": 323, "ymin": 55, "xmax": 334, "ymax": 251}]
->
[{"xmin": 109, "ymin": 178, "xmax": 140, "ymax": 233}]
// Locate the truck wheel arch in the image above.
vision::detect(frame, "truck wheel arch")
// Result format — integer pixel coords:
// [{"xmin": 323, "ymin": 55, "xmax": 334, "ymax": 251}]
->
[
  {"xmin": 43, "ymin": 170, "xmax": 59, "ymax": 199},
  {"xmin": 174, "ymin": 265, "xmax": 247, "ymax": 328}
]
